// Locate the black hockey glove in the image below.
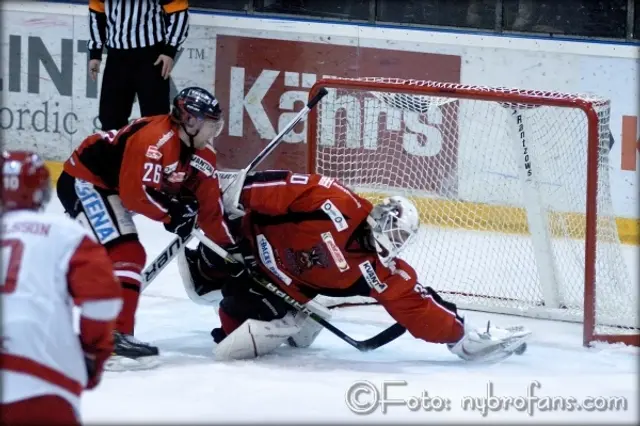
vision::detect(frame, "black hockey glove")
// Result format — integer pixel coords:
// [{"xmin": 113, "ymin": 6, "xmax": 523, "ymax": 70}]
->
[
  {"xmin": 165, "ymin": 198, "xmax": 198, "ymax": 238},
  {"xmin": 196, "ymin": 240, "xmax": 255, "ymax": 279},
  {"xmin": 224, "ymin": 242, "xmax": 257, "ymax": 279}
]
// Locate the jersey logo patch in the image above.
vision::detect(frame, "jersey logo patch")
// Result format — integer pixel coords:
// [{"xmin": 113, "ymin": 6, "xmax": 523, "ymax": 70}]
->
[
  {"xmin": 321, "ymin": 200, "xmax": 348, "ymax": 232},
  {"xmin": 359, "ymin": 261, "xmax": 388, "ymax": 293},
  {"xmin": 164, "ymin": 161, "xmax": 179, "ymax": 174},
  {"xmin": 394, "ymin": 268, "xmax": 411, "ymax": 281},
  {"xmin": 156, "ymin": 130, "xmax": 174, "ymax": 148},
  {"xmin": 167, "ymin": 172, "xmax": 186, "ymax": 183},
  {"xmin": 256, "ymin": 234, "xmax": 292, "ymax": 286},
  {"xmin": 318, "ymin": 176, "xmax": 334, "ymax": 188},
  {"xmin": 321, "ymin": 232, "xmax": 349, "ymax": 272},
  {"xmin": 284, "ymin": 244, "xmax": 329, "ymax": 275},
  {"xmin": 145, "ymin": 145, "xmax": 162, "ymax": 160},
  {"xmin": 190, "ymin": 155, "xmax": 214, "ymax": 177},
  {"xmin": 74, "ymin": 180, "xmax": 118, "ymax": 245}
]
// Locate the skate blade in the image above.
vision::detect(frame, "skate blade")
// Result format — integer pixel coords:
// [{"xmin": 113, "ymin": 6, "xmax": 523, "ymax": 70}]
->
[{"xmin": 104, "ymin": 355, "xmax": 161, "ymax": 372}]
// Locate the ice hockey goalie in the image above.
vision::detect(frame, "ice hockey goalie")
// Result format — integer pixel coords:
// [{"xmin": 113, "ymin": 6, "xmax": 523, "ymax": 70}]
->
[
  {"xmin": 1, "ymin": 151, "xmax": 123, "ymax": 425},
  {"xmin": 178, "ymin": 170, "xmax": 531, "ymax": 363}
]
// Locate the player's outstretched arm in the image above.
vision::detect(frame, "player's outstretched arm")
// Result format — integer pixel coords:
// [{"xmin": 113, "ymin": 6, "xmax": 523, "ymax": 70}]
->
[{"xmin": 372, "ymin": 259, "xmax": 465, "ymax": 345}]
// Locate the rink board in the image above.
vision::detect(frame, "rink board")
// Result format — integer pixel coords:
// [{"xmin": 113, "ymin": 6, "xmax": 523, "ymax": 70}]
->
[{"xmin": 45, "ymin": 160, "xmax": 640, "ymax": 245}]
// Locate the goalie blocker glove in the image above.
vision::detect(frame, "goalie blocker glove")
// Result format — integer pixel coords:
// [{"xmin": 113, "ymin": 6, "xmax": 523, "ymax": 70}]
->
[{"xmin": 196, "ymin": 239, "xmax": 256, "ymax": 280}]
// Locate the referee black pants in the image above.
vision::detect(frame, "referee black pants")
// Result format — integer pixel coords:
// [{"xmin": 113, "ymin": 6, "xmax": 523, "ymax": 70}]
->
[{"xmin": 99, "ymin": 45, "xmax": 170, "ymax": 131}]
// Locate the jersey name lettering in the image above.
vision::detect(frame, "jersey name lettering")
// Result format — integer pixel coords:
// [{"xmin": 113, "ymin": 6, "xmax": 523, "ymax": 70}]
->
[
  {"xmin": 74, "ymin": 180, "xmax": 118, "ymax": 244},
  {"xmin": 321, "ymin": 232, "xmax": 349, "ymax": 272},
  {"xmin": 190, "ymin": 155, "xmax": 215, "ymax": 176},
  {"xmin": 256, "ymin": 234, "xmax": 292, "ymax": 285}
]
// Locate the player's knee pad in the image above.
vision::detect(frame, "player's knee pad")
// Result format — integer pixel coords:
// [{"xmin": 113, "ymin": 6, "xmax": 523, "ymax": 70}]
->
[{"xmin": 107, "ymin": 239, "xmax": 147, "ymax": 288}]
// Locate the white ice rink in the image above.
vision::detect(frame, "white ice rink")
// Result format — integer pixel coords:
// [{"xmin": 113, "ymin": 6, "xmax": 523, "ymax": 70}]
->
[{"xmin": 44, "ymin": 200, "xmax": 638, "ymax": 424}]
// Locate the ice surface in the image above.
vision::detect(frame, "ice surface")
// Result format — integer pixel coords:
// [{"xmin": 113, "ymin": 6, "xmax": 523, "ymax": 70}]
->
[{"xmin": 43, "ymin": 200, "xmax": 638, "ymax": 424}]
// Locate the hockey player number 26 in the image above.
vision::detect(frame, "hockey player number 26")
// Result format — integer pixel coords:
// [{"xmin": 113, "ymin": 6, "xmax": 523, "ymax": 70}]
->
[
  {"xmin": 1, "ymin": 239, "xmax": 24, "ymax": 294},
  {"xmin": 142, "ymin": 163, "xmax": 162, "ymax": 184}
]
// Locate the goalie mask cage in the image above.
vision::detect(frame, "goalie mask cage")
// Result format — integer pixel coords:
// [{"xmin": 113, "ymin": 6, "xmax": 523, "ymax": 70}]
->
[{"xmin": 306, "ymin": 77, "xmax": 638, "ymax": 348}]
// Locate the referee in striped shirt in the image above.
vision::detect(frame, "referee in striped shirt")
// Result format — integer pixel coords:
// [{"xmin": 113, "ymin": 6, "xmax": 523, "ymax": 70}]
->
[{"xmin": 87, "ymin": 0, "xmax": 190, "ymax": 131}]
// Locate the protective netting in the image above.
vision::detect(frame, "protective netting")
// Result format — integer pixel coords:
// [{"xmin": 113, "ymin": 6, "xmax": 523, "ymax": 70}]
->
[{"xmin": 310, "ymin": 77, "xmax": 637, "ymax": 341}]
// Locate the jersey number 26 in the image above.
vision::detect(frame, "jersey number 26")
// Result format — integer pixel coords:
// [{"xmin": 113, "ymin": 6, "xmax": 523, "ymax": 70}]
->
[{"xmin": 143, "ymin": 163, "xmax": 162, "ymax": 184}]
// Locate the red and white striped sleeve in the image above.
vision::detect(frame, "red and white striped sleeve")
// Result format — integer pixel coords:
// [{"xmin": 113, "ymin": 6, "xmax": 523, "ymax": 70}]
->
[{"xmin": 67, "ymin": 236, "xmax": 123, "ymax": 355}]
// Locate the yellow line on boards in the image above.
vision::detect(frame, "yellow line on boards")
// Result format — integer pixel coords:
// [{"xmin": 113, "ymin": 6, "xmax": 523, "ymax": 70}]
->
[{"xmin": 44, "ymin": 161, "xmax": 639, "ymax": 245}]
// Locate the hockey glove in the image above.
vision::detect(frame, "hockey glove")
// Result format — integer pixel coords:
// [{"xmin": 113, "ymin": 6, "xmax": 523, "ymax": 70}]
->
[
  {"xmin": 81, "ymin": 341, "xmax": 110, "ymax": 390},
  {"xmin": 225, "ymin": 242, "xmax": 257, "ymax": 279},
  {"xmin": 84, "ymin": 353, "xmax": 102, "ymax": 390},
  {"xmin": 165, "ymin": 198, "xmax": 198, "ymax": 238}
]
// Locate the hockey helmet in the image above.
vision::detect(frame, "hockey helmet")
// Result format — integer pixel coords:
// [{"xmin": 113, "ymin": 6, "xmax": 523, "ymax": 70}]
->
[
  {"xmin": 1, "ymin": 150, "xmax": 52, "ymax": 212},
  {"xmin": 367, "ymin": 195, "xmax": 420, "ymax": 265},
  {"xmin": 172, "ymin": 87, "xmax": 224, "ymax": 138}
]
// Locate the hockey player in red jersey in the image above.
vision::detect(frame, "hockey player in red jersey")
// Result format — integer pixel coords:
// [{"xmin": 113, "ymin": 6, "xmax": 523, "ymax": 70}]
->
[
  {"xmin": 178, "ymin": 170, "xmax": 531, "ymax": 362},
  {"xmin": 57, "ymin": 87, "xmax": 240, "ymax": 367},
  {"xmin": 1, "ymin": 151, "xmax": 123, "ymax": 425}
]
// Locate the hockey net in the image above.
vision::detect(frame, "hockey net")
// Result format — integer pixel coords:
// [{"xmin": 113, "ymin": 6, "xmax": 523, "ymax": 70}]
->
[{"xmin": 306, "ymin": 77, "xmax": 638, "ymax": 347}]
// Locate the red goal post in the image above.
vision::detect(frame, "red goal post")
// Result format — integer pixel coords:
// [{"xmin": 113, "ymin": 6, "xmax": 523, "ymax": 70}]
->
[{"xmin": 305, "ymin": 77, "xmax": 639, "ymax": 348}]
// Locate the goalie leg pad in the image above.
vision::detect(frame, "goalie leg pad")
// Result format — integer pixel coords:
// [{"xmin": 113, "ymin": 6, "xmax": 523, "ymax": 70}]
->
[
  {"xmin": 214, "ymin": 312, "xmax": 303, "ymax": 361},
  {"xmin": 286, "ymin": 302, "xmax": 331, "ymax": 348}
]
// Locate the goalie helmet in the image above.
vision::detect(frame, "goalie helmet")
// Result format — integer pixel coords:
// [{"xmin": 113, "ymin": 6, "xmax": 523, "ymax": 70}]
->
[
  {"xmin": 1, "ymin": 150, "xmax": 52, "ymax": 212},
  {"xmin": 367, "ymin": 195, "xmax": 419, "ymax": 265}
]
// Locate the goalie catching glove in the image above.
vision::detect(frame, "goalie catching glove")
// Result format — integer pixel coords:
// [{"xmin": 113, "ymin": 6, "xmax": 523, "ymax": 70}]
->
[{"xmin": 447, "ymin": 321, "xmax": 530, "ymax": 362}]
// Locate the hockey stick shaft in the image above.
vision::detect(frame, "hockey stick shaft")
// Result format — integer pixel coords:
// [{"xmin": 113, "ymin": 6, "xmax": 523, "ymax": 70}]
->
[
  {"xmin": 141, "ymin": 87, "xmax": 329, "ymax": 292},
  {"xmin": 140, "ymin": 233, "xmax": 192, "ymax": 291},
  {"xmin": 243, "ymin": 87, "xmax": 328, "ymax": 175},
  {"xmin": 191, "ymin": 228, "xmax": 406, "ymax": 351}
]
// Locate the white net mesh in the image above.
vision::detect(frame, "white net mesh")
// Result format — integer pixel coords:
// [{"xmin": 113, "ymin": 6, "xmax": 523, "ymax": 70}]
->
[{"xmin": 310, "ymin": 77, "xmax": 638, "ymax": 341}]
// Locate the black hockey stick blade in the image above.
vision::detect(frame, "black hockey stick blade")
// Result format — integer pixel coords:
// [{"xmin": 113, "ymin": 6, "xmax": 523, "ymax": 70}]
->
[{"xmin": 311, "ymin": 313, "xmax": 406, "ymax": 352}]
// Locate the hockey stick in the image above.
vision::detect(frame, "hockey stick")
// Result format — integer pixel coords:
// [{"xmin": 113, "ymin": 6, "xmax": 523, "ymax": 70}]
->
[
  {"xmin": 191, "ymin": 228, "xmax": 407, "ymax": 352},
  {"xmin": 140, "ymin": 87, "xmax": 329, "ymax": 292}
]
